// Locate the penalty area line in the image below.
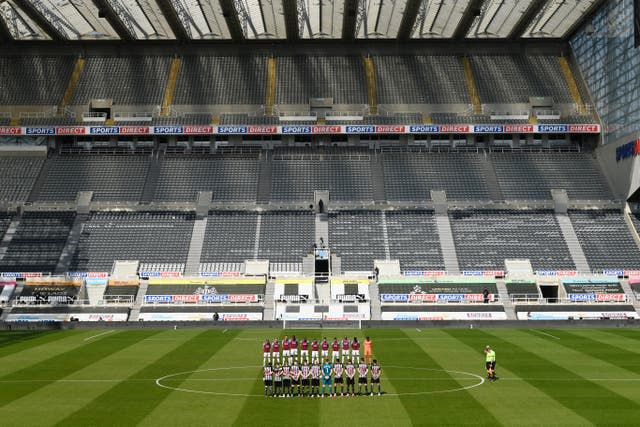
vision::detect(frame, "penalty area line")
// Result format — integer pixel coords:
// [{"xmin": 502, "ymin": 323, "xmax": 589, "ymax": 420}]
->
[
  {"xmin": 528, "ymin": 329, "xmax": 561, "ymax": 340},
  {"xmin": 83, "ymin": 330, "xmax": 115, "ymax": 341}
]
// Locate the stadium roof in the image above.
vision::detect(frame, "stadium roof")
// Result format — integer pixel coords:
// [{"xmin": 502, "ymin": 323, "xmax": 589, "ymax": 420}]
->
[{"xmin": 0, "ymin": 0, "xmax": 604, "ymax": 42}]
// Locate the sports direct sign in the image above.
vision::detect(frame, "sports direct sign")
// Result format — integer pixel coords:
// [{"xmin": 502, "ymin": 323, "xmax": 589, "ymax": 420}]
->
[
  {"xmin": 144, "ymin": 294, "xmax": 259, "ymax": 303},
  {"xmin": 380, "ymin": 293, "xmax": 494, "ymax": 302},
  {"xmin": 0, "ymin": 123, "xmax": 601, "ymax": 137}
]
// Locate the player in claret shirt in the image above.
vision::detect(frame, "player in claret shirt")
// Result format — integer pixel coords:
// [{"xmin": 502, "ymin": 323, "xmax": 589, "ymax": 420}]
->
[
  {"xmin": 332, "ymin": 357, "xmax": 345, "ymax": 396},
  {"xmin": 310, "ymin": 359, "xmax": 321, "ymax": 397},
  {"xmin": 351, "ymin": 337, "xmax": 360, "ymax": 361},
  {"xmin": 331, "ymin": 337, "xmax": 340, "ymax": 362},
  {"xmin": 311, "ymin": 339, "xmax": 320, "ymax": 362},
  {"xmin": 358, "ymin": 357, "xmax": 369, "ymax": 395},
  {"xmin": 289, "ymin": 335, "xmax": 298, "ymax": 364},
  {"xmin": 345, "ymin": 359, "xmax": 356, "ymax": 396},
  {"xmin": 370, "ymin": 360, "xmax": 382, "ymax": 396},
  {"xmin": 301, "ymin": 360, "xmax": 311, "ymax": 396},
  {"xmin": 282, "ymin": 336, "xmax": 291, "ymax": 365},
  {"xmin": 300, "ymin": 337, "xmax": 309, "ymax": 363},
  {"xmin": 291, "ymin": 361, "xmax": 301, "ymax": 397},
  {"xmin": 321, "ymin": 337, "xmax": 329, "ymax": 359},
  {"xmin": 341, "ymin": 336, "xmax": 351, "ymax": 363},
  {"xmin": 263, "ymin": 363, "xmax": 273, "ymax": 396},
  {"xmin": 262, "ymin": 339, "xmax": 271, "ymax": 366},
  {"xmin": 271, "ymin": 338, "xmax": 280, "ymax": 364}
]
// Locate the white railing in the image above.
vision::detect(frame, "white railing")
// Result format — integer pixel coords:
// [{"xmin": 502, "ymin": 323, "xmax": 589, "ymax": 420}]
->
[
  {"xmin": 113, "ymin": 112, "xmax": 153, "ymax": 121},
  {"xmin": 81, "ymin": 112, "xmax": 107, "ymax": 122}
]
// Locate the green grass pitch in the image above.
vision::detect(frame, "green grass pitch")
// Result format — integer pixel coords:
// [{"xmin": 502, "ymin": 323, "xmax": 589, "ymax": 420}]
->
[{"xmin": 0, "ymin": 327, "xmax": 639, "ymax": 426}]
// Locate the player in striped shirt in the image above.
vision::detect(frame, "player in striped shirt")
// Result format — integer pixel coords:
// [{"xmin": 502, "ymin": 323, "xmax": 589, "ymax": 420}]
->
[
  {"xmin": 358, "ymin": 358, "xmax": 369, "ymax": 395},
  {"xmin": 263, "ymin": 363, "xmax": 273, "ymax": 397},
  {"xmin": 333, "ymin": 357, "xmax": 344, "ymax": 396},
  {"xmin": 370, "ymin": 360, "xmax": 382, "ymax": 396},
  {"xmin": 282, "ymin": 363, "xmax": 292, "ymax": 397},
  {"xmin": 282, "ymin": 336, "xmax": 291, "ymax": 366},
  {"xmin": 301, "ymin": 360, "xmax": 311, "ymax": 396},
  {"xmin": 345, "ymin": 359, "xmax": 356, "ymax": 396},
  {"xmin": 273, "ymin": 363, "xmax": 282, "ymax": 397},
  {"xmin": 291, "ymin": 361, "xmax": 301, "ymax": 397},
  {"xmin": 310, "ymin": 359, "xmax": 321, "ymax": 397}
]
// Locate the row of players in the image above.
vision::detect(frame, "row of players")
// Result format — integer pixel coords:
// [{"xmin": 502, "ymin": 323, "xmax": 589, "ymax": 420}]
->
[
  {"xmin": 263, "ymin": 357, "xmax": 382, "ymax": 397},
  {"xmin": 263, "ymin": 336, "xmax": 373, "ymax": 366}
]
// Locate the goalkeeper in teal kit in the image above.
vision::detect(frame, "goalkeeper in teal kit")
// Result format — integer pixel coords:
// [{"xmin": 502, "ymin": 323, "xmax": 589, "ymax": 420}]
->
[{"xmin": 321, "ymin": 359, "xmax": 333, "ymax": 397}]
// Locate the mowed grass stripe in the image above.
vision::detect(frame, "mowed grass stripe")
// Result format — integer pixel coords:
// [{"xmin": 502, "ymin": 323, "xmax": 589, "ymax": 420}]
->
[
  {"xmin": 601, "ymin": 329, "xmax": 640, "ymax": 342},
  {"xmin": 140, "ymin": 329, "xmax": 267, "ymax": 427},
  {"xmin": 0, "ymin": 329, "xmax": 196, "ymax": 427},
  {"xmin": 447, "ymin": 329, "xmax": 640, "ymax": 425},
  {"xmin": 568, "ymin": 329, "xmax": 640, "ymax": 355},
  {"xmin": 232, "ymin": 329, "xmax": 322, "ymax": 427},
  {"xmin": 522, "ymin": 329, "xmax": 640, "ymax": 376},
  {"xmin": 375, "ymin": 329, "xmax": 502, "ymax": 426},
  {"xmin": 407, "ymin": 329, "xmax": 591, "ymax": 427},
  {"xmin": 57, "ymin": 329, "xmax": 239, "ymax": 427},
  {"xmin": 0, "ymin": 329, "xmax": 157, "ymax": 407},
  {"xmin": 0, "ymin": 330, "xmax": 85, "ymax": 360}
]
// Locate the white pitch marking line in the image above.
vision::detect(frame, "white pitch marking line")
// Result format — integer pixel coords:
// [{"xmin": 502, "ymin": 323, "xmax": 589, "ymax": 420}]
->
[
  {"xmin": 416, "ymin": 328, "xmax": 422, "ymax": 332},
  {"xmin": 83, "ymin": 330, "xmax": 115, "ymax": 341},
  {"xmin": 222, "ymin": 329, "xmax": 228, "ymax": 334},
  {"xmin": 529, "ymin": 329, "xmax": 561, "ymax": 340}
]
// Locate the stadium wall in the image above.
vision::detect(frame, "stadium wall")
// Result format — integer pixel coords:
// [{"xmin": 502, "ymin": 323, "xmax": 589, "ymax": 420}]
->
[{"xmin": 596, "ymin": 132, "xmax": 640, "ymax": 200}]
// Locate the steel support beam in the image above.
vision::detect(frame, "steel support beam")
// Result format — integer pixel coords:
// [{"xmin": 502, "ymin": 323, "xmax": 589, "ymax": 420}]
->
[
  {"xmin": 282, "ymin": 0, "xmax": 299, "ymax": 40},
  {"xmin": 397, "ymin": 0, "xmax": 422, "ymax": 40},
  {"xmin": 341, "ymin": 0, "xmax": 358, "ymax": 41},
  {"xmin": 453, "ymin": 0, "xmax": 483, "ymax": 40},
  {"xmin": 13, "ymin": 0, "xmax": 66, "ymax": 40},
  {"xmin": 219, "ymin": 0, "xmax": 245, "ymax": 41},
  {"xmin": 508, "ymin": 0, "xmax": 546, "ymax": 39},
  {"xmin": 156, "ymin": 0, "xmax": 190, "ymax": 40},
  {"xmin": 91, "ymin": 0, "xmax": 134, "ymax": 40}
]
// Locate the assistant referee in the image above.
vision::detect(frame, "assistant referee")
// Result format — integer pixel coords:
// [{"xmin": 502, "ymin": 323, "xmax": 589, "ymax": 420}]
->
[{"xmin": 484, "ymin": 345, "xmax": 497, "ymax": 382}]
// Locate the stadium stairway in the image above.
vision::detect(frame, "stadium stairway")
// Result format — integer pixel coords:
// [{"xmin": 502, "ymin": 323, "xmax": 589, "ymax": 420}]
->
[
  {"xmin": 368, "ymin": 279, "xmax": 381, "ymax": 320},
  {"xmin": 253, "ymin": 214, "xmax": 262, "ymax": 260},
  {"xmin": 370, "ymin": 153, "xmax": 387, "ymax": 203},
  {"xmin": 55, "ymin": 213, "xmax": 89, "ymax": 274},
  {"xmin": 257, "ymin": 151, "xmax": 273, "ymax": 203},
  {"xmin": 184, "ymin": 218, "xmax": 207, "ymax": 276},
  {"xmin": 496, "ymin": 280, "xmax": 517, "ymax": 320},
  {"xmin": 619, "ymin": 280, "xmax": 640, "ymax": 310},
  {"xmin": 480, "ymin": 152, "xmax": 504, "ymax": 201},
  {"xmin": 128, "ymin": 280, "xmax": 149, "ymax": 321},
  {"xmin": 559, "ymin": 56, "xmax": 586, "ymax": 114},
  {"xmin": 26, "ymin": 158, "xmax": 51, "ymax": 202},
  {"xmin": 315, "ymin": 213, "xmax": 329, "ymax": 247},
  {"xmin": 461, "ymin": 56, "xmax": 482, "ymax": 114},
  {"xmin": 435, "ymin": 215, "xmax": 460, "ymax": 275},
  {"xmin": 380, "ymin": 211, "xmax": 391, "ymax": 260},
  {"xmin": 315, "ymin": 278, "xmax": 331, "ymax": 304},
  {"xmin": 140, "ymin": 151, "xmax": 163, "ymax": 203},
  {"xmin": 0, "ymin": 215, "xmax": 21, "ymax": 261},
  {"xmin": 263, "ymin": 280, "xmax": 275, "ymax": 320},
  {"xmin": 0, "ymin": 280, "xmax": 24, "ymax": 320},
  {"xmin": 556, "ymin": 214, "xmax": 591, "ymax": 274}
]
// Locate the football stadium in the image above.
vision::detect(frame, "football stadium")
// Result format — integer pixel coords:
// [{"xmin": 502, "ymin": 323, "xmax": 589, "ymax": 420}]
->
[{"xmin": 0, "ymin": 0, "xmax": 639, "ymax": 425}]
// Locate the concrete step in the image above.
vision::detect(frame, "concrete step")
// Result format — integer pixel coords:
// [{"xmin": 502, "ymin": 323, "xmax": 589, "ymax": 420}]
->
[
  {"xmin": 435, "ymin": 215, "xmax": 460, "ymax": 275},
  {"xmin": 184, "ymin": 218, "xmax": 208, "ymax": 276},
  {"xmin": 56, "ymin": 213, "xmax": 89, "ymax": 274},
  {"xmin": 128, "ymin": 280, "xmax": 149, "ymax": 321},
  {"xmin": 556, "ymin": 214, "xmax": 591, "ymax": 274},
  {"xmin": 368, "ymin": 280, "xmax": 381, "ymax": 320}
]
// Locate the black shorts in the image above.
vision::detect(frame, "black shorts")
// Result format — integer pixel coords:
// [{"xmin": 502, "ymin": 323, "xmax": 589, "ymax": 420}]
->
[
  {"xmin": 292, "ymin": 379, "xmax": 300, "ymax": 386},
  {"xmin": 302, "ymin": 378, "xmax": 310, "ymax": 386},
  {"xmin": 334, "ymin": 377, "xmax": 343, "ymax": 384},
  {"xmin": 371, "ymin": 378, "xmax": 380, "ymax": 384},
  {"xmin": 312, "ymin": 378, "xmax": 320, "ymax": 387},
  {"xmin": 265, "ymin": 379, "xmax": 273, "ymax": 386},
  {"xmin": 283, "ymin": 379, "xmax": 291, "ymax": 387},
  {"xmin": 347, "ymin": 377, "xmax": 355, "ymax": 385},
  {"xmin": 275, "ymin": 381, "xmax": 282, "ymax": 388},
  {"xmin": 486, "ymin": 361, "xmax": 496, "ymax": 370},
  {"xmin": 359, "ymin": 377, "xmax": 368, "ymax": 385}
]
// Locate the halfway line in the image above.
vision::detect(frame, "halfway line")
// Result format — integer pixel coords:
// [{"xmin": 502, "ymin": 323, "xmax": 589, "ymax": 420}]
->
[
  {"xmin": 83, "ymin": 330, "xmax": 115, "ymax": 341},
  {"xmin": 528, "ymin": 329, "xmax": 561, "ymax": 340}
]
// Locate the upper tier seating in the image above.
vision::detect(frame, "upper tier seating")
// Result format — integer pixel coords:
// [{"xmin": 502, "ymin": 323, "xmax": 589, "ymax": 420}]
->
[
  {"xmin": 70, "ymin": 211, "xmax": 195, "ymax": 272},
  {"xmin": 382, "ymin": 151, "xmax": 491, "ymax": 201},
  {"xmin": 72, "ymin": 56, "xmax": 170, "ymax": 105},
  {"xmin": 276, "ymin": 56, "xmax": 367, "ymax": 104},
  {"xmin": 0, "ymin": 156, "xmax": 45, "ymax": 202},
  {"xmin": 375, "ymin": 56, "xmax": 471, "ymax": 104},
  {"xmin": 0, "ymin": 56, "xmax": 74, "ymax": 105},
  {"xmin": 174, "ymin": 56, "xmax": 266, "ymax": 105},
  {"xmin": 258, "ymin": 211, "xmax": 314, "ymax": 264},
  {"xmin": 201, "ymin": 211, "xmax": 258, "ymax": 263},
  {"xmin": 449, "ymin": 209, "xmax": 575, "ymax": 270},
  {"xmin": 569, "ymin": 210, "xmax": 640, "ymax": 270},
  {"xmin": 385, "ymin": 210, "xmax": 445, "ymax": 271},
  {"xmin": 155, "ymin": 153, "xmax": 260, "ymax": 202},
  {"xmin": 271, "ymin": 148, "xmax": 373, "ymax": 201},
  {"xmin": 328, "ymin": 211, "xmax": 385, "ymax": 272},
  {"xmin": 431, "ymin": 113, "xmax": 492, "ymax": 124},
  {"xmin": 19, "ymin": 117, "xmax": 78, "ymax": 126},
  {"xmin": 470, "ymin": 55, "xmax": 574, "ymax": 104},
  {"xmin": 491, "ymin": 151, "xmax": 613, "ymax": 200},
  {"xmin": 0, "ymin": 212, "xmax": 75, "ymax": 273},
  {"xmin": 32, "ymin": 154, "xmax": 150, "ymax": 202}
]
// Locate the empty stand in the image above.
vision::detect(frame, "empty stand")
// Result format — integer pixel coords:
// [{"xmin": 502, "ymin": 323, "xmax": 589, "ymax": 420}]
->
[
  {"xmin": 31, "ymin": 153, "xmax": 150, "ymax": 202},
  {"xmin": 0, "ymin": 212, "xmax": 75, "ymax": 273},
  {"xmin": 385, "ymin": 210, "xmax": 445, "ymax": 271},
  {"xmin": 491, "ymin": 151, "xmax": 613, "ymax": 200},
  {"xmin": 0, "ymin": 56, "xmax": 74, "ymax": 105},
  {"xmin": 71, "ymin": 56, "xmax": 171, "ymax": 105},
  {"xmin": 375, "ymin": 56, "xmax": 470, "ymax": 105},
  {"xmin": 70, "ymin": 211, "xmax": 195, "ymax": 272},
  {"xmin": 201, "ymin": 211, "xmax": 258, "ymax": 263},
  {"xmin": 382, "ymin": 150, "xmax": 491, "ymax": 201},
  {"xmin": 271, "ymin": 148, "xmax": 373, "ymax": 201},
  {"xmin": 174, "ymin": 56, "xmax": 266, "ymax": 105},
  {"xmin": 276, "ymin": 56, "xmax": 367, "ymax": 104},
  {"xmin": 569, "ymin": 210, "xmax": 640, "ymax": 270},
  {"xmin": 0, "ymin": 156, "xmax": 44, "ymax": 202},
  {"xmin": 328, "ymin": 211, "xmax": 385, "ymax": 272},
  {"xmin": 449, "ymin": 209, "xmax": 575, "ymax": 270},
  {"xmin": 155, "ymin": 153, "xmax": 260, "ymax": 202},
  {"xmin": 258, "ymin": 211, "xmax": 314, "ymax": 264}
]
